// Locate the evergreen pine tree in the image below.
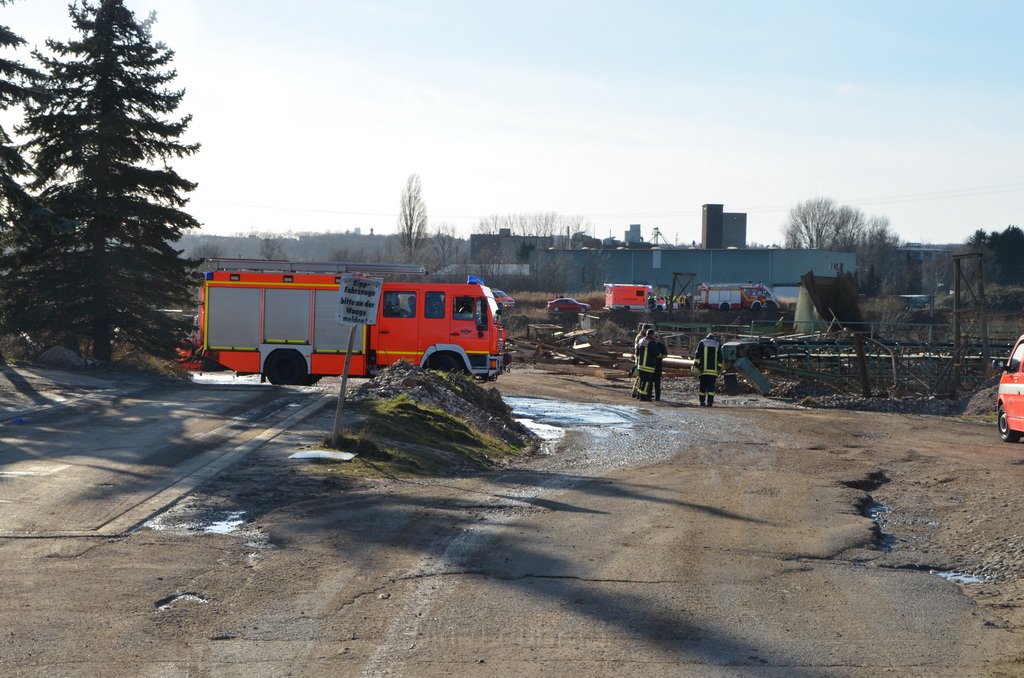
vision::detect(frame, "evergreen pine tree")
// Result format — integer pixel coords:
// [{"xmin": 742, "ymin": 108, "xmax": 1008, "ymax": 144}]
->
[
  {"xmin": 0, "ymin": 1, "xmax": 44, "ymax": 242},
  {"xmin": 0, "ymin": 2, "xmax": 56, "ymax": 364},
  {"xmin": 3, "ymin": 0, "xmax": 199, "ymax": 360}
]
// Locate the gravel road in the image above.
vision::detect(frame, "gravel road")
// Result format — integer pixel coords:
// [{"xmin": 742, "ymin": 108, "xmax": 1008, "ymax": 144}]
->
[{"xmin": 0, "ymin": 363, "xmax": 1021, "ymax": 676}]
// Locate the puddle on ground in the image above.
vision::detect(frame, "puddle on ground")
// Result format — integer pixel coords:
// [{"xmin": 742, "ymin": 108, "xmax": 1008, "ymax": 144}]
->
[
  {"xmin": 861, "ymin": 500, "xmax": 987, "ymax": 578},
  {"xmin": 516, "ymin": 419, "xmax": 564, "ymax": 442},
  {"xmin": 935, "ymin": 571, "xmax": 986, "ymax": 584},
  {"xmin": 860, "ymin": 501, "xmax": 985, "ymax": 582},
  {"xmin": 863, "ymin": 499, "xmax": 897, "ymax": 552},
  {"xmin": 506, "ymin": 397, "xmax": 639, "ymax": 429},
  {"xmin": 204, "ymin": 511, "xmax": 246, "ymax": 534},
  {"xmin": 506, "ymin": 397, "xmax": 641, "ymax": 444},
  {"xmin": 290, "ymin": 450, "xmax": 358, "ymax": 462},
  {"xmin": 146, "ymin": 508, "xmax": 247, "ymax": 534}
]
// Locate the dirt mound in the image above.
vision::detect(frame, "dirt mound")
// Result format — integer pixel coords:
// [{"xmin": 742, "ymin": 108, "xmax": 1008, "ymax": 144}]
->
[{"xmin": 342, "ymin": 361, "xmax": 537, "ymax": 474}]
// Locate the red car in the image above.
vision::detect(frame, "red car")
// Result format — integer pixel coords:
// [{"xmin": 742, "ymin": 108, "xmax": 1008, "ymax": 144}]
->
[
  {"xmin": 492, "ymin": 289, "xmax": 515, "ymax": 308},
  {"xmin": 547, "ymin": 297, "xmax": 590, "ymax": 313}
]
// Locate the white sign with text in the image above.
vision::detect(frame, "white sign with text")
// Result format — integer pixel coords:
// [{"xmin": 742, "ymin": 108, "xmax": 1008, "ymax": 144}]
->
[{"xmin": 336, "ymin": 274, "xmax": 383, "ymax": 326}]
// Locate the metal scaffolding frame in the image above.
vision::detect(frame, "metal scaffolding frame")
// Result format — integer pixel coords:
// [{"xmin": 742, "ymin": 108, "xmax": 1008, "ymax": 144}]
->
[{"xmin": 952, "ymin": 253, "xmax": 989, "ymax": 396}]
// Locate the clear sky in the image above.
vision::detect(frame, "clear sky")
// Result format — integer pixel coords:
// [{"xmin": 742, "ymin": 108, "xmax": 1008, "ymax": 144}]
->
[{"xmin": 3, "ymin": 0, "xmax": 1022, "ymax": 246}]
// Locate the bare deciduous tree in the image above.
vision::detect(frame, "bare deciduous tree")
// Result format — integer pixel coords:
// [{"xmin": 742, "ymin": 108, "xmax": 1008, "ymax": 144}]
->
[
  {"xmin": 329, "ymin": 244, "xmax": 352, "ymax": 262},
  {"xmin": 528, "ymin": 212, "xmax": 561, "ymax": 237},
  {"xmin": 474, "ymin": 215, "xmax": 504, "ymax": 235},
  {"xmin": 533, "ymin": 251, "xmax": 576, "ymax": 292},
  {"xmin": 921, "ymin": 251, "xmax": 953, "ymax": 298},
  {"xmin": 423, "ymin": 222, "xmax": 464, "ymax": 275},
  {"xmin": 784, "ymin": 198, "xmax": 918, "ymax": 295},
  {"xmin": 190, "ymin": 241, "xmax": 225, "ymax": 261},
  {"xmin": 579, "ymin": 252, "xmax": 609, "ymax": 291},
  {"xmin": 259, "ymin": 237, "xmax": 286, "ymax": 260},
  {"xmin": 398, "ymin": 173, "xmax": 428, "ymax": 263},
  {"xmin": 856, "ymin": 216, "xmax": 903, "ymax": 295},
  {"xmin": 784, "ymin": 197, "xmax": 866, "ymax": 251},
  {"xmin": 474, "ymin": 212, "xmax": 587, "ymax": 239}
]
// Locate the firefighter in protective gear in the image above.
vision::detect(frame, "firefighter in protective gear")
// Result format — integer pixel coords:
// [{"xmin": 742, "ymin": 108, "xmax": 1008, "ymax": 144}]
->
[
  {"xmin": 633, "ymin": 329, "xmax": 659, "ymax": 401},
  {"xmin": 628, "ymin": 324, "xmax": 651, "ymax": 379},
  {"xmin": 694, "ymin": 333, "xmax": 722, "ymax": 407}
]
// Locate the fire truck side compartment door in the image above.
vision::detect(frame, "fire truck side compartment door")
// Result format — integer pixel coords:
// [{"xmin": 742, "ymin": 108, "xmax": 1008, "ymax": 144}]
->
[
  {"xmin": 207, "ymin": 287, "xmax": 260, "ymax": 349},
  {"xmin": 314, "ymin": 289, "xmax": 365, "ymax": 352},
  {"xmin": 264, "ymin": 288, "xmax": 311, "ymax": 343}
]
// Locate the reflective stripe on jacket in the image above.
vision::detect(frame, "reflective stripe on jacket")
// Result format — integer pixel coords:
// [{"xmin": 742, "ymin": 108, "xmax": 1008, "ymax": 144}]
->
[
  {"xmin": 695, "ymin": 339, "xmax": 721, "ymax": 376},
  {"xmin": 637, "ymin": 342, "xmax": 658, "ymax": 373}
]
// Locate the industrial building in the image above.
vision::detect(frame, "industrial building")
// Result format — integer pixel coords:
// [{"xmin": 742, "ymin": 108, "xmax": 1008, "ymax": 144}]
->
[
  {"xmin": 702, "ymin": 204, "xmax": 748, "ymax": 249},
  {"xmin": 467, "ymin": 211, "xmax": 856, "ymax": 295},
  {"xmin": 532, "ymin": 246, "xmax": 855, "ymax": 296}
]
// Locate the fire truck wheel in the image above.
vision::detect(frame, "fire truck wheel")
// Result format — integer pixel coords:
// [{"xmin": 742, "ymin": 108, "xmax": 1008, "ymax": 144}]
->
[
  {"xmin": 200, "ymin": 357, "xmax": 226, "ymax": 372},
  {"xmin": 998, "ymin": 405, "xmax": 1021, "ymax": 443},
  {"xmin": 719, "ymin": 302, "xmax": 730, "ymax": 311},
  {"xmin": 264, "ymin": 350, "xmax": 308, "ymax": 385},
  {"xmin": 429, "ymin": 354, "xmax": 464, "ymax": 373},
  {"xmin": 765, "ymin": 301, "xmax": 778, "ymax": 311},
  {"xmin": 751, "ymin": 301, "xmax": 762, "ymax": 311}
]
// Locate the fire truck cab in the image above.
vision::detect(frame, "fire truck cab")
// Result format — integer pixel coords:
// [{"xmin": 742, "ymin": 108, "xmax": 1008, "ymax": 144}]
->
[
  {"xmin": 996, "ymin": 334, "xmax": 1024, "ymax": 442},
  {"xmin": 181, "ymin": 259, "xmax": 507, "ymax": 384}
]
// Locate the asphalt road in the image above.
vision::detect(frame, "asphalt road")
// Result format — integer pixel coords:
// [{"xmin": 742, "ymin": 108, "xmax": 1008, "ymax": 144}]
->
[{"xmin": 0, "ymin": 375, "xmax": 327, "ymax": 536}]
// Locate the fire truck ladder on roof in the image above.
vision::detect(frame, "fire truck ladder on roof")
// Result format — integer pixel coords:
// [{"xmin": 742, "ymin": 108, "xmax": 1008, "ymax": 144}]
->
[{"xmin": 205, "ymin": 258, "xmax": 427, "ymax": 277}]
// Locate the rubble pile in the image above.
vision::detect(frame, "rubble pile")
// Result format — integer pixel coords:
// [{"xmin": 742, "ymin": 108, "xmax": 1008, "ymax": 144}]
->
[
  {"xmin": 765, "ymin": 377, "xmax": 836, "ymax": 400},
  {"xmin": 784, "ymin": 388, "xmax": 997, "ymax": 417},
  {"xmin": 959, "ymin": 376, "xmax": 1000, "ymax": 417},
  {"xmin": 350, "ymin": 360, "xmax": 535, "ymax": 448},
  {"xmin": 793, "ymin": 394, "xmax": 975, "ymax": 416},
  {"xmin": 742, "ymin": 376, "xmax": 998, "ymax": 418}
]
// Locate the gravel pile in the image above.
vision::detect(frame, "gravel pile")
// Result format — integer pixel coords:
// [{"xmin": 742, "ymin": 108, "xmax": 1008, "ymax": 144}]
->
[
  {"xmin": 765, "ymin": 375, "xmax": 999, "ymax": 418},
  {"xmin": 350, "ymin": 360, "xmax": 535, "ymax": 447}
]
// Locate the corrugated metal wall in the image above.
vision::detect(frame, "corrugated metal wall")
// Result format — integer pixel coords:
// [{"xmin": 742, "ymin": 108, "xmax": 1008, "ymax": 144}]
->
[{"xmin": 533, "ymin": 248, "xmax": 856, "ymax": 293}]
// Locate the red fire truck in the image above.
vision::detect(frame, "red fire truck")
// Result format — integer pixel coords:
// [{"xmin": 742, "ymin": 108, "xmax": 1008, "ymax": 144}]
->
[
  {"xmin": 179, "ymin": 259, "xmax": 508, "ymax": 384},
  {"xmin": 694, "ymin": 282, "xmax": 778, "ymax": 311}
]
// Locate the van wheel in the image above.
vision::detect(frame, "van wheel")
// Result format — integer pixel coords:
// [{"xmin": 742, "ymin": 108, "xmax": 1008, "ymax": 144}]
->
[
  {"xmin": 998, "ymin": 405, "xmax": 1021, "ymax": 442},
  {"xmin": 264, "ymin": 350, "xmax": 308, "ymax": 385}
]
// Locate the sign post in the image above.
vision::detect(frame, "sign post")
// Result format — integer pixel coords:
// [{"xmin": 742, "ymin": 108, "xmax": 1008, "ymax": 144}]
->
[{"xmin": 332, "ymin": 274, "xmax": 383, "ymax": 448}]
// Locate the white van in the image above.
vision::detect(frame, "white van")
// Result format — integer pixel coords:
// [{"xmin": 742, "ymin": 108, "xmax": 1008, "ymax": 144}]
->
[{"xmin": 996, "ymin": 334, "xmax": 1024, "ymax": 442}]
